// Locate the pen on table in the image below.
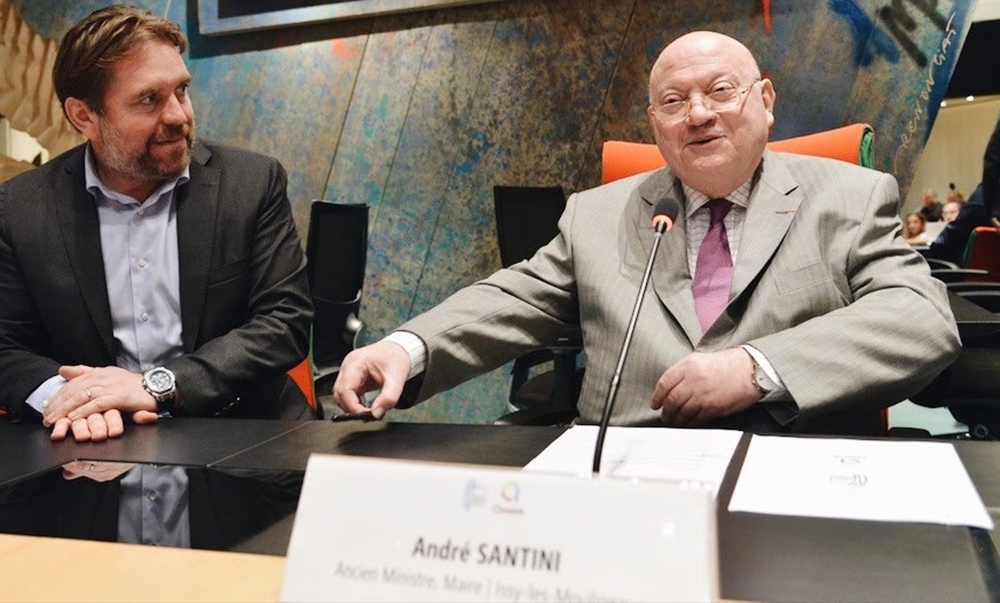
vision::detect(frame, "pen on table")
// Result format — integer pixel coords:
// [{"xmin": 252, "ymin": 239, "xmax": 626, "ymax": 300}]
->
[{"xmin": 330, "ymin": 409, "xmax": 377, "ymax": 423}]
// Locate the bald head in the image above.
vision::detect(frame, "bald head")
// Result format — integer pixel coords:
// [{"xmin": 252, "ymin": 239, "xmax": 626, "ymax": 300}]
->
[
  {"xmin": 645, "ymin": 31, "xmax": 775, "ymax": 198},
  {"xmin": 649, "ymin": 32, "xmax": 761, "ymax": 104}
]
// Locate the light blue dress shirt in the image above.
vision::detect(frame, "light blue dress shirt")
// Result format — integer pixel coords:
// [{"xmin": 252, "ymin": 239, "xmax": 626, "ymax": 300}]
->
[
  {"xmin": 25, "ymin": 146, "xmax": 187, "ymax": 412},
  {"xmin": 28, "ymin": 145, "xmax": 192, "ymax": 546}
]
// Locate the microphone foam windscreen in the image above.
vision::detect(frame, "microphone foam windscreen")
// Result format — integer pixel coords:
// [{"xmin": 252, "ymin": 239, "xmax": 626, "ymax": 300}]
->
[{"xmin": 653, "ymin": 197, "xmax": 681, "ymax": 222}]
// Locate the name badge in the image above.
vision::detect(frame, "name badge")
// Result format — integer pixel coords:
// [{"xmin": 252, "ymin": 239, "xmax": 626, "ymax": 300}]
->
[{"xmin": 281, "ymin": 455, "xmax": 717, "ymax": 602}]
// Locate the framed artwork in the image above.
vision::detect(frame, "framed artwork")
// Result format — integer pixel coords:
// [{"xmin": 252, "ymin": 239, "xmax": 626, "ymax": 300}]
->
[{"xmin": 198, "ymin": 0, "xmax": 508, "ymax": 35}]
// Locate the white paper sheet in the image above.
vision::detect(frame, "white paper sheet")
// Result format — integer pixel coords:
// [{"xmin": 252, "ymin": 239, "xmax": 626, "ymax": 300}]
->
[
  {"xmin": 523, "ymin": 425, "xmax": 742, "ymax": 497},
  {"xmin": 728, "ymin": 435, "xmax": 994, "ymax": 528}
]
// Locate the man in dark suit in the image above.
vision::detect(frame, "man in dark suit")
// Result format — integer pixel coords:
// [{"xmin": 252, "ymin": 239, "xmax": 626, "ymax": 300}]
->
[{"xmin": 0, "ymin": 6, "xmax": 312, "ymax": 441}]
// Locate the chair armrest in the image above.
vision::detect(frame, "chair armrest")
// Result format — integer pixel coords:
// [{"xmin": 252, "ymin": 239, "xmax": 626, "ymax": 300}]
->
[
  {"xmin": 926, "ymin": 258, "xmax": 960, "ymax": 271},
  {"xmin": 932, "ymin": 269, "xmax": 990, "ymax": 283}
]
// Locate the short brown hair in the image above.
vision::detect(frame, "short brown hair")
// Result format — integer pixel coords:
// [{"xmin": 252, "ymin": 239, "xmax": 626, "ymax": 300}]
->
[{"xmin": 53, "ymin": 5, "xmax": 187, "ymax": 114}]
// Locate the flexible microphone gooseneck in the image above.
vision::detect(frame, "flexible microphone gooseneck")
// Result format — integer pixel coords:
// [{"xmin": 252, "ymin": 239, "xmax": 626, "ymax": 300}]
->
[{"xmin": 592, "ymin": 198, "xmax": 680, "ymax": 474}]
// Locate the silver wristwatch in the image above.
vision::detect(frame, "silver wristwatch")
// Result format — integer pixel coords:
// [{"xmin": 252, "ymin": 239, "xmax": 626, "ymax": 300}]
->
[
  {"xmin": 750, "ymin": 358, "xmax": 776, "ymax": 397},
  {"xmin": 142, "ymin": 367, "xmax": 177, "ymax": 413}
]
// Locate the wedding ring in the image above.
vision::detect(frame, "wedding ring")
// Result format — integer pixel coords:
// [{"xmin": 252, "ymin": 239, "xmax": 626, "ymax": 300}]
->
[
  {"xmin": 84, "ymin": 389, "xmax": 92, "ymax": 400},
  {"xmin": 41, "ymin": 399, "xmax": 49, "ymax": 410}
]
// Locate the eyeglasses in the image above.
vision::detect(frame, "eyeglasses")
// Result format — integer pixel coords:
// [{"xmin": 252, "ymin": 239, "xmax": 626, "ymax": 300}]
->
[{"xmin": 650, "ymin": 79, "xmax": 762, "ymax": 124}]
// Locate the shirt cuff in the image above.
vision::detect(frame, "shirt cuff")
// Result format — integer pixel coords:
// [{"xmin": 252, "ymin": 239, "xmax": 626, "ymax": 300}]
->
[
  {"xmin": 25, "ymin": 375, "xmax": 68, "ymax": 415},
  {"xmin": 383, "ymin": 331, "xmax": 427, "ymax": 379}
]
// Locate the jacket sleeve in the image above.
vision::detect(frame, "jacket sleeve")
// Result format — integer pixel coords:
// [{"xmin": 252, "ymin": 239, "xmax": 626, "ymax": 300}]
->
[
  {"xmin": 749, "ymin": 172, "xmax": 961, "ymax": 422},
  {"xmin": 0, "ymin": 182, "xmax": 62, "ymax": 420},
  {"xmin": 165, "ymin": 158, "xmax": 312, "ymax": 417}
]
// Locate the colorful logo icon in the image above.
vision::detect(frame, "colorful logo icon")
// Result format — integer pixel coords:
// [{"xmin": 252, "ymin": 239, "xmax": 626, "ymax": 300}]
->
[{"xmin": 500, "ymin": 481, "xmax": 520, "ymax": 503}]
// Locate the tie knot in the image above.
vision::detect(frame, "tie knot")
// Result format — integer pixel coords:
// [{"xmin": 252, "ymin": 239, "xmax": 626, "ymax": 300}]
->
[{"xmin": 707, "ymin": 198, "xmax": 732, "ymax": 225}]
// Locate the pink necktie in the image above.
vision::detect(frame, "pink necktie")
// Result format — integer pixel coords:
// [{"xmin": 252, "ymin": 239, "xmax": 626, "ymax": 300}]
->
[{"xmin": 693, "ymin": 199, "xmax": 733, "ymax": 333}]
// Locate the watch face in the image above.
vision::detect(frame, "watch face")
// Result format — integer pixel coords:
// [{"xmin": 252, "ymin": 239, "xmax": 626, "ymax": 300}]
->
[
  {"xmin": 755, "ymin": 366, "xmax": 774, "ymax": 392},
  {"xmin": 147, "ymin": 369, "xmax": 174, "ymax": 393}
]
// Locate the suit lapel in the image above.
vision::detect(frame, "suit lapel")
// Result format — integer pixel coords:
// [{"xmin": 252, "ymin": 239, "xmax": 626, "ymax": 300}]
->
[
  {"xmin": 729, "ymin": 151, "xmax": 803, "ymax": 303},
  {"xmin": 176, "ymin": 143, "xmax": 219, "ymax": 352},
  {"xmin": 53, "ymin": 148, "xmax": 116, "ymax": 360},
  {"xmin": 632, "ymin": 169, "xmax": 702, "ymax": 346}
]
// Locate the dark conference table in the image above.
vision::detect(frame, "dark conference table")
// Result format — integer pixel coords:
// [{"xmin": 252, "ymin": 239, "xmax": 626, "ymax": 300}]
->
[{"xmin": 1, "ymin": 417, "xmax": 999, "ymax": 602}]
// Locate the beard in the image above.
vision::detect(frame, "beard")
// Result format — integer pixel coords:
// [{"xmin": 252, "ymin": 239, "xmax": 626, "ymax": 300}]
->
[{"xmin": 99, "ymin": 119, "xmax": 196, "ymax": 183}]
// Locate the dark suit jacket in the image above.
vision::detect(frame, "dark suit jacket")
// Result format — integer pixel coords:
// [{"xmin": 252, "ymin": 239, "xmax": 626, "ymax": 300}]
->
[
  {"xmin": 927, "ymin": 185, "xmax": 988, "ymax": 265},
  {"xmin": 0, "ymin": 142, "xmax": 312, "ymax": 420}
]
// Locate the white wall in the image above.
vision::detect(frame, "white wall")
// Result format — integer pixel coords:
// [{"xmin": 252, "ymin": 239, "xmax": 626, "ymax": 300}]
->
[
  {"xmin": 903, "ymin": 96, "xmax": 1000, "ymax": 214},
  {"xmin": 974, "ymin": 0, "xmax": 1000, "ymax": 21},
  {"xmin": 0, "ymin": 117, "xmax": 47, "ymax": 164}
]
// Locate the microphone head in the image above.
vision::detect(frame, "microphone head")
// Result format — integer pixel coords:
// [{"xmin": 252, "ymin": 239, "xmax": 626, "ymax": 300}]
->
[{"xmin": 651, "ymin": 197, "xmax": 680, "ymax": 232}]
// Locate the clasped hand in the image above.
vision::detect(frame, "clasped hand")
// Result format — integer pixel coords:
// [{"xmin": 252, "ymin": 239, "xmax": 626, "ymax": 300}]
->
[
  {"xmin": 650, "ymin": 348, "xmax": 762, "ymax": 426},
  {"xmin": 43, "ymin": 365, "xmax": 159, "ymax": 442}
]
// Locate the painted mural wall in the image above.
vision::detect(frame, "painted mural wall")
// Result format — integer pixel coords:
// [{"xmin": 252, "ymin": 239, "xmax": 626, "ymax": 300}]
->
[{"xmin": 7, "ymin": 0, "xmax": 975, "ymax": 423}]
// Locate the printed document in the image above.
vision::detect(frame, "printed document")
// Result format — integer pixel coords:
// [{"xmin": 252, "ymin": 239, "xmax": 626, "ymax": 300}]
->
[
  {"xmin": 728, "ymin": 435, "xmax": 993, "ymax": 528},
  {"xmin": 523, "ymin": 425, "xmax": 741, "ymax": 497}
]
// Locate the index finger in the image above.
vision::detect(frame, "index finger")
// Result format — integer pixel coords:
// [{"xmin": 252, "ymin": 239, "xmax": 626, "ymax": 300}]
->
[
  {"xmin": 369, "ymin": 371, "xmax": 404, "ymax": 420},
  {"xmin": 332, "ymin": 362, "xmax": 376, "ymax": 414},
  {"xmin": 44, "ymin": 385, "xmax": 91, "ymax": 425},
  {"xmin": 651, "ymin": 363, "xmax": 684, "ymax": 411}
]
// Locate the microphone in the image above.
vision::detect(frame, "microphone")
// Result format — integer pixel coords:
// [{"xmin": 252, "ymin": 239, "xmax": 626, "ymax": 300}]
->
[{"xmin": 593, "ymin": 197, "xmax": 680, "ymax": 474}]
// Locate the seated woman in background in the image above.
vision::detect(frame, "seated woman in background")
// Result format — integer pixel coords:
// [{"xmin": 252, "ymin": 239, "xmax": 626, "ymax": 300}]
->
[{"xmin": 904, "ymin": 212, "xmax": 928, "ymax": 244}]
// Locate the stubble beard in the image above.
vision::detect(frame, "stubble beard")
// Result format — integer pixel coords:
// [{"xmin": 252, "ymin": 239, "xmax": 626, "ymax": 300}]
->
[{"xmin": 100, "ymin": 119, "xmax": 196, "ymax": 183}]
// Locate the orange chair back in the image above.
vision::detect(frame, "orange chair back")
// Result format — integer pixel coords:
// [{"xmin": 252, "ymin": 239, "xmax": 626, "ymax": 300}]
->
[
  {"xmin": 601, "ymin": 123, "xmax": 874, "ymax": 184},
  {"xmin": 288, "ymin": 358, "xmax": 317, "ymax": 415}
]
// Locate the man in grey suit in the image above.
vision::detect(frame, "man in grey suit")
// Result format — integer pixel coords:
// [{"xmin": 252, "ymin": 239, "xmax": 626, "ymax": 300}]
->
[
  {"xmin": 0, "ymin": 6, "xmax": 312, "ymax": 441},
  {"xmin": 334, "ymin": 31, "xmax": 959, "ymax": 433}
]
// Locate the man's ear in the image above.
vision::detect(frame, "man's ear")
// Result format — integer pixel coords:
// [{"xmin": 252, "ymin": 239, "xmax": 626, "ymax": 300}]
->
[
  {"xmin": 63, "ymin": 97, "xmax": 99, "ymax": 140},
  {"xmin": 760, "ymin": 78, "xmax": 776, "ymax": 129}
]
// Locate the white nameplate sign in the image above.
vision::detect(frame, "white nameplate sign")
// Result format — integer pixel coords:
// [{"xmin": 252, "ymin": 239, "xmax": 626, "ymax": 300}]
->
[{"xmin": 280, "ymin": 454, "xmax": 717, "ymax": 602}]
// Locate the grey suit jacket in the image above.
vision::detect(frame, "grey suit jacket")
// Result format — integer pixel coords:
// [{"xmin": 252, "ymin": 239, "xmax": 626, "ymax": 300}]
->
[
  {"xmin": 399, "ymin": 151, "xmax": 960, "ymax": 432},
  {"xmin": 0, "ymin": 142, "xmax": 312, "ymax": 420}
]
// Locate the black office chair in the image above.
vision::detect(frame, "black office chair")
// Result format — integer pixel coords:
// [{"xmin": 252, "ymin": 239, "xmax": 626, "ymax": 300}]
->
[
  {"xmin": 306, "ymin": 201, "xmax": 369, "ymax": 395},
  {"xmin": 911, "ymin": 347, "xmax": 1000, "ymax": 439},
  {"xmin": 909, "ymin": 288, "xmax": 1000, "ymax": 440},
  {"xmin": 491, "ymin": 185, "xmax": 582, "ymax": 425}
]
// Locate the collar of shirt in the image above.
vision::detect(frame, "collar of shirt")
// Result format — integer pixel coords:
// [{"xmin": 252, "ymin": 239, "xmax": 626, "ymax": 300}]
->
[
  {"xmin": 84, "ymin": 144, "xmax": 190, "ymax": 207},
  {"xmin": 682, "ymin": 178, "xmax": 753, "ymax": 218}
]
